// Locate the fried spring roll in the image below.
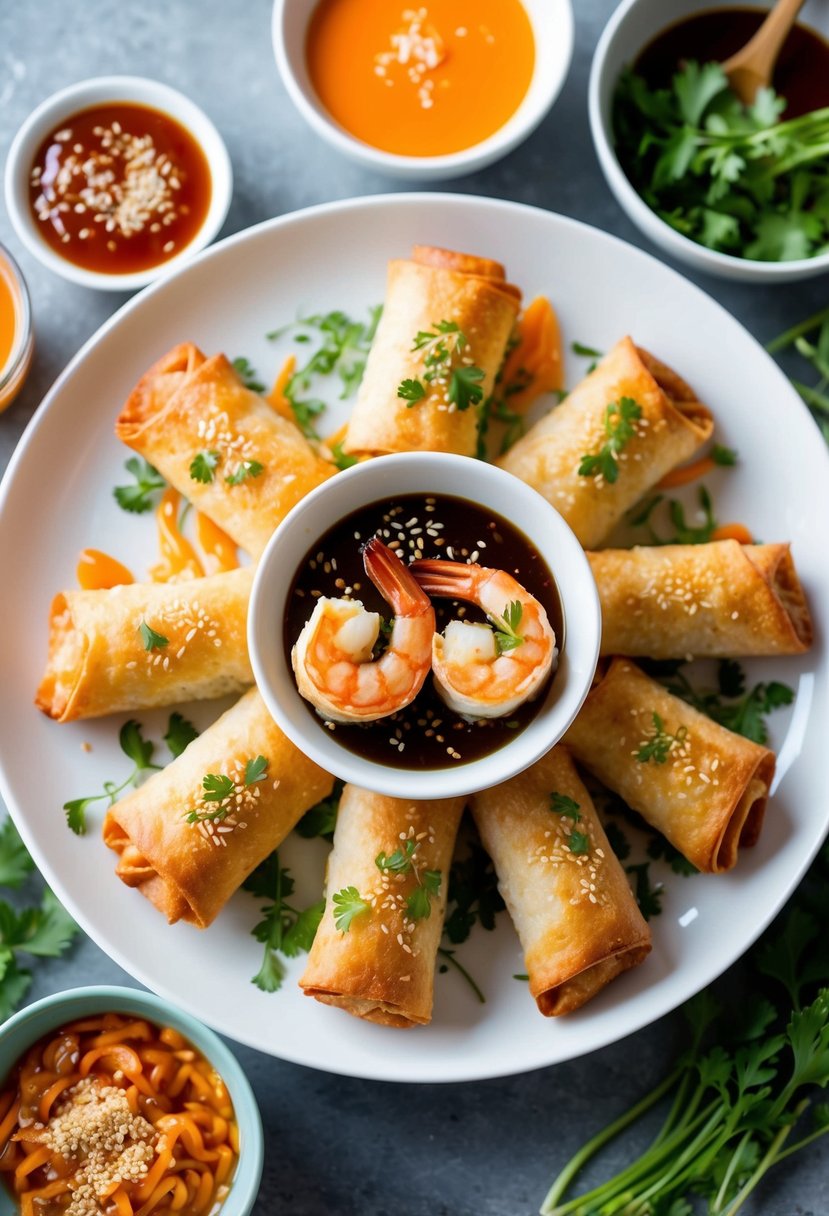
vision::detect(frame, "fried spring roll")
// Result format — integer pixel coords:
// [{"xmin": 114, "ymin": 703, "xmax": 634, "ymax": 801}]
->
[
  {"xmin": 565, "ymin": 659, "xmax": 775, "ymax": 873},
  {"xmin": 343, "ymin": 245, "xmax": 521, "ymax": 458},
  {"xmin": 498, "ymin": 337, "xmax": 713, "ymax": 548},
  {"xmin": 589, "ymin": 541, "xmax": 812, "ymax": 658},
  {"xmin": 115, "ymin": 343, "xmax": 335, "ymax": 556},
  {"xmin": 36, "ymin": 567, "xmax": 254, "ymax": 722},
  {"xmin": 103, "ymin": 688, "xmax": 333, "ymax": 927},
  {"xmin": 471, "ymin": 747, "xmax": 651, "ymax": 1015},
  {"xmin": 300, "ymin": 785, "xmax": 465, "ymax": 1027}
]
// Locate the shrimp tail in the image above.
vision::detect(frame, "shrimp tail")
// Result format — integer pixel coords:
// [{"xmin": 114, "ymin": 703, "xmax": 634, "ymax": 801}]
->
[
  {"xmin": 363, "ymin": 539, "xmax": 433, "ymax": 617},
  {"xmin": 409, "ymin": 559, "xmax": 478, "ymax": 600}
]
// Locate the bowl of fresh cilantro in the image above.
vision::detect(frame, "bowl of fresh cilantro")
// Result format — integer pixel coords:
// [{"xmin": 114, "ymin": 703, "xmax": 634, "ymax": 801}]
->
[{"xmin": 588, "ymin": 0, "xmax": 829, "ymax": 282}]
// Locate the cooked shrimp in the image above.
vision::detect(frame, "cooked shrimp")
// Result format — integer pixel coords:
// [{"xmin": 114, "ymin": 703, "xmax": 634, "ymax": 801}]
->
[
  {"xmin": 409, "ymin": 559, "xmax": 557, "ymax": 718},
  {"xmin": 292, "ymin": 538, "xmax": 435, "ymax": 723}
]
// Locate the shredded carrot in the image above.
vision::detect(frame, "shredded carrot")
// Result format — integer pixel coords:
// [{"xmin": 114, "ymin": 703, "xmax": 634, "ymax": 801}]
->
[
  {"xmin": 0, "ymin": 1098, "xmax": 20, "ymax": 1148},
  {"xmin": 195, "ymin": 512, "xmax": 239, "ymax": 574},
  {"xmin": 149, "ymin": 488, "xmax": 205, "ymax": 583},
  {"xmin": 93, "ymin": 1021, "xmax": 152, "ymax": 1048},
  {"xmin": 37, "ymin": 1077, "xmax": 76, "ymax": 1123},
  {"xmin": 267, "ymin": 354, "xmax": 297, "ymax": 421},
  {"xmin": 14, "ymin": 1146, "xmax": 50, "ymax": 1182},
  {"xmin": 112, "ymin": 1187, "xmax": 135, "ymax": 1216},
  {"xmin": 656, "ymin": 455, "xmax": 717, "ymax": 489},
  {"xmin": 711, "ymin": 523, "xmax": 753, "ymax": 544}
]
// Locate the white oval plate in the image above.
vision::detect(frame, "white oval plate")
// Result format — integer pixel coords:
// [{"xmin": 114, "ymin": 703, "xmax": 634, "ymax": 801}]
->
[{"xmin": 1, "ymin": 194, "xmax": 827, "ymax": 1082}]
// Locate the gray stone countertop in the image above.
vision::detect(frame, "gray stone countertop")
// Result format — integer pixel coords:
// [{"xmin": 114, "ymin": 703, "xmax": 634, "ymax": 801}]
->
[{"xmin": 0, "ymin": 2, "xmax": 826, "ymax": 1213}]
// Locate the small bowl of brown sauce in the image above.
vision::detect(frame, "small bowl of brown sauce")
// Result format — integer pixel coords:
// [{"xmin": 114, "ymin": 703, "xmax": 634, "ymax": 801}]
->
[
  {"xmin": 249, "ymin": 452, "xmax": 601, "ymax": 800},
  {"xmin": 589, "ymin": 0, "xmax": 829, "ymax": 282},
  {"xmin": 4, "ymin": 76, "xmax": 232, "ymax": 291},
  {"xmin": 0, "ymin": 985, "xmax": 263, "ymax": 1216}
]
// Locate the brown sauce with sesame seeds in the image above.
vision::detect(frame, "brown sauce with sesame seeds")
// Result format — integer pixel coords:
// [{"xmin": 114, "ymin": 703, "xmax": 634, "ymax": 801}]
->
[
  {"xmin": 28, "ymin": 103, "xmax": 212, "ymax": 275},
  {"xmin": 284, "ymin": 493, "xmax": 563, "ymax": 770}
]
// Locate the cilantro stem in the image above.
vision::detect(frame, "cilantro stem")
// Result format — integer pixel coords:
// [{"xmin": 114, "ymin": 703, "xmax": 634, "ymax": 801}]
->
[
  {"xmin": 766, "ymin": 306, "xmax": 829, "ymax": 353},
  {"xmin": 437, "ymin": 947, "xmax": 485, "ymax": 1004},
  {"xmin": 791, "ymin": 379, "xmax": 829, "ymax": 415},
  {"xmin": 540, "ymin": 1068, "xmax": 683, "ymax": 1212},
  {"xmin": 721, "ymin": 1099, "xmax": 809, "ymax": 1216}
]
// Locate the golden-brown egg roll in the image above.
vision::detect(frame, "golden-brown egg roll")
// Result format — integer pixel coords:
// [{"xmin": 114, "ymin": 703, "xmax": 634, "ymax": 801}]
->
[
  {"xmin": 470, "ymin": 746, "xmax": 651, "ymax": 1015},
  {"xmin": 343, "ymin": 245, "xmax": 521, "ymax": 458},
  {"xmin": 589, "ymin": 541, "xmax": 812, "ymax": 658},
  {"xmin": 103, "ymin": 688, "xmax": 333, "ymax": 928},
  {"xmin": 300, "ymin": 784, "xmax": 465, "ymax": 1027},
  {"xmin": 565, "ymin": 659, "xmax": 775, "ymax": 873},
  {"xmin": 115, "ymin": 343, "xmax": 335, "ymax": 557},
  {"xmin": 36, "ymin": 567, "xmax": 254, "ymax": 722},
  {"xmin": 498, "ymin": 337, "xmax": 713, "ymax": 548}
]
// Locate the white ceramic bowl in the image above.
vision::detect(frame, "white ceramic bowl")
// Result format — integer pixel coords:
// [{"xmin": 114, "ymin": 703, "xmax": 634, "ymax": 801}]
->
[
  {"xmin": 4, "ymin": 76, "xmax": 233, "ymax": 292},
  {"xmin": 249, "ymin": 452, "xmax": 600, "ymax": 799},
  {"xmin": 589, "ymin": 0, "xmax": 829, "ymax": 283},
  {"xmin": 272, "ymin": 0, "xmax": 574, "ymax": 180}
]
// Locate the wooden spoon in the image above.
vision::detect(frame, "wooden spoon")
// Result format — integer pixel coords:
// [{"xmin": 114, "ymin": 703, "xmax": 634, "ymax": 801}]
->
[{"xmin": 721, "ymin": 0, "xmax": 805, "ymax": 104}]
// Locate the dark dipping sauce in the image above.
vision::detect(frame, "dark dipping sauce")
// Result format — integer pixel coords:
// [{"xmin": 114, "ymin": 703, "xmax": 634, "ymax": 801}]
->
[
  {"xmin": 29, "ymin": 102, "xmax": 212, "ymax": 275},
  {"xmin": 635, "ymin": 7, "xmax": 829, "ymax": 118},
  {"xmin": 284, "ymin": 493, "xmax": 563, "ymax": 771}
]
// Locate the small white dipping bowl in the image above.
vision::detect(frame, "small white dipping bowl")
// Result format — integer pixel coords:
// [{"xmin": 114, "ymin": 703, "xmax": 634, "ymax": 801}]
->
[
  {"xmin": 4, "ymin": 76, "xmax": 232, "ymax": 292},
  {"xmin": 249, "ymin": 453, "xmax": 600, "ymax": 800},
  {"xmin": 271, "ymin": 0, "xmax": 574, "ymax": 181},
  {"xmin": 589, "ymin": 0, "xmax": 829, "ymax": 283}
]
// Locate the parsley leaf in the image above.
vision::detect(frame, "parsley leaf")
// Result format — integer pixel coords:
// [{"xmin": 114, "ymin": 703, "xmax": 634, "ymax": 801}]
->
[
  {"xmin": 398, "ymin": 378, "xmax": 427, "ymax": 405},
  {"xmin": 551, "ymin": 793, "xmax": 582, "ymax": 820},
  {"xmin": 449, "ymin": 364, "xmax": 485, "ymax": 412},
  {"xmin": 189, "ymin": 450, "xmax": 220, "ymax": 484},
  {"xmin": 294, "ymin": 781, "xmax": 342, "ymax": 841},
  {"xmin": 244, "ymin": 755, "xmax": 269, "ymax": 786},
  {"xmin": 225, "ymin": 459, "xmax": 264, "ymax": 486},
  {"xmin": 232, "ymin": 356, "xmax": 265, "ymax": 394},
  {"xmin": 579, "ymin": 397, "xmax": 642, "ymax": 484},
  {"xmin": 376, "ymin": 839, "xmax": 418, "ymax": 875},
  {"xmin": 407, "ymin": 869, "xmax": 442, "ymax": 922},
  {"xmin": 635, "ymin": 712, "xmax": 688, "ymax": 764},
  {"xmin": 0, "ymin": 819, "xmax": 35, "ymax": 888},
  {"xmin": 282, "ymin": 900, "xmax": 325, "ymax": 957},
  {"xmin": 567, "ymin": 830, "xmax": 590, "ymax": 856},
  {"xmin": 113, "ymin": 457, "xmax": 165, "ymax": 514},
  {"xmin": 163, "ymin": 712, "xmax": 199, "ymax": 759},
  {"xmin": 201, "ymin": 773, "xmax": 235, "ymax": 803},
  {"xmin": 330, "ymin": 441, "xmax": 358, "ymax": 471},
  {"xmin": 332, "ymin": 887, "xmax": 370, "ymax": 933},
  {"xmin": 63, "ymin": 719, "xmax": 160, "ymax": 834},
  {"xmin": 139, "ymin": 621, "xmax": 169, "ymax": 651},
  {"xmin": 630, "ymin": 486, "xmax": 720, "ymax": 545},
  {"xmin": 649, "ymin": 659, "xmax": 793, "ymax": 746},
  {"xmin": 491, "ymin": 600, "xmax": 524, "ymax": 654}
]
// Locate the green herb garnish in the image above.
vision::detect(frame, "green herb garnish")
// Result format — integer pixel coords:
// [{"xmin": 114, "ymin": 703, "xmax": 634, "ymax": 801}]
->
[
  {"xmin": 406, "ymin": 869, "xmax": 442, "ymax": 921},
  {"xmin": 578, "ymin": 397, "xmax": 642, "ymax": 484},
  {"xmin": 113, "ymin": 457, "xmax": 165, "ymax": 514},
  {"xmin": 332, "ymin": 886, "xmax": 371, "ymax": 933},
  {"xmin": 185, "ymin": 755, "xmax": 268, "ymax": 825},
  {"xmin": 163, "ymin": 712, "xmax": 199, "ymax": 759},
  {"xmin": 712, "ymin": 443, "xmax": 738, "ymax": 466},
  {"xmin": 242, "ymin": 852, "xmax": 324, "ymax": 991},
  {"xmin": 138, "ymin": 621, "xmax": 168, "ymax": 651},
  {"xmin": 330, "ymin": 441, "xmax": 358, "ymax": 471},
  {"xmin": 647, "ymin": 657, "xmax": 793, "ymax": 745},
  {"xmin": 550, "ymin": 793, "xmax": 582, "ymax": 820},
  {"xmin": 0, "ymin": 880, "xmax": 79, "ymax": 1021},
  {"xmin": 225, "ymin": 459, "xmax": 264, "ymax": 486},
  {"xmin": 443, "ymin": 840, "xmax": 506, "ymax": 945},
  {"xmin": 189, "ymin": 450, "xmax": 220, "ymax": 484},
  {"xmin": 294, "ymin": 781, "xmax": 342, "ymax": 840},
  {"xmin": 375, "ymin": 839, "xmax": 418, "ymax": 875},
  {"xmin": 398, "ymin": 320, "xmax": 485, "ymax": 412},
  {"xmin": 768, "ymin": 306, "xmax": 829, "ymax": 442},
  {"xmin": 613, "ymin": 61, "xmax": 829, "ymax": 263},
  {"xmin": 629, "ymin": 485, "xmax": 720, "ymax": 544},
  {"xmin": 232, "ymin": 356, "xmax": 266, "ymax": 394},
  {"xmin": 491, "ymin": 600, "xmax": 524, "ymax": 654},
  {"xmin": 64, "ymin": 719, "xmax": 160, "ymax": 835},
  {"xmin": 635, "ymin": 712, "xmax": 688, "ymax": 764}
]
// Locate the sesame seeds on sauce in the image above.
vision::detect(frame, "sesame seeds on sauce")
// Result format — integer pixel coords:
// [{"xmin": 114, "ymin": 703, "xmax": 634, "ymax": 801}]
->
[
  {"xmin": 284, "ymin": 492, "xmax": 562, "ymax": 771},
  {"xmin": 28, "ymin": 102, "xmax": 211, "ymax": 275}
]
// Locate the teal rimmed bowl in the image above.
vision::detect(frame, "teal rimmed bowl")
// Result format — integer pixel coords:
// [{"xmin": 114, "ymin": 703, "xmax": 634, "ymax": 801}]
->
[{"xmin": 0, "ymin": 986, "xmax": 263, "ymax": 1216}]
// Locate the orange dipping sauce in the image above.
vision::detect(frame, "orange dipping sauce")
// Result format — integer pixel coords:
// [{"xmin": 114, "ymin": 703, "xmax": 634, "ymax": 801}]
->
[
  {"xmin": 28, "ymin": 103, "xmax": 212, "ymax": 275},
  {"xmin": 0, "ymin": 247, "xmax": 33, "ymax": 413},
  {"xmin": 306, "ymin": 0, "xmax": 535, "ymax": 157}
]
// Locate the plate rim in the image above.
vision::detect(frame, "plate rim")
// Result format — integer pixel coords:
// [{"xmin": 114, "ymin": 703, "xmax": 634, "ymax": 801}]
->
[{"xmin": 1, "ymin": 191, "xmax": 828, "ymax": 1082}]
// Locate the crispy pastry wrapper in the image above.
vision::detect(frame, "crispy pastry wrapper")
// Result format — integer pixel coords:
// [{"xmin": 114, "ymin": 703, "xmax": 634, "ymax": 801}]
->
[
  {"xmin": 343, "ymin": 245, "xmax": 521, "ymax": 458},
  {"xmin": 498, "ymin": 337, "xmax": 713, "ymax": 548},
  {"xmin": 36, "ymin": 567, "xmax": 254, "ymax": 722},
  {"xmin": 565, "ymin": 659, "xmax": 775, "ymax": 874},
  {"xmin": 470, "ymin": 747, "xmax": 651, "ymax": 1016},
  {"xmin": 115, "ymin": 343, "xmax": 334, "ymax": 557},
  {"xmin": 300, "ymin": 785, "xmax": 465, "ymax": 1027},
  {"xmin": 589, "ymin": 541, "xmax": 812, "ymax": 659},
  {"xmin": 103, "ymin": 688, "xmax": 333, "ymax": 928}
]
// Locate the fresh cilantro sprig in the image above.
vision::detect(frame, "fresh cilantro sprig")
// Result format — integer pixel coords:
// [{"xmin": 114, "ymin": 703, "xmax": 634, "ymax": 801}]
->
[
  {"xmin": 629, "ymin": 485, "xmax": 720, "ymax": 545},
  {"xmin": 635, "ymin": 712, "xmax": 688, "ymax": 764},
  {"xmin": 375, "ymin": 839, "xmax": 418, "ymax": 875},
  {"xmin": 613, "ymin": 61, "xmax": 829, "ymax": 263},
  {"xmin": 397, "ymin": 319, "xmax": 485, "ymax": 412},
  {"xmin": 185, "ymin": 755, "xmax": 269, "ymax": 825},
  {"xmin": 768, "ymin": 306, "xmax": 829, "ymax": 443},
  {"xmin": 540, "ymin": 843, "xmax": 829, "ymax": 1215},
  {"xmin": 491, "ymin": 600, "xmax": 524, "ymax": 654},
  {"xmin": 443, "ymin": 839, "xmax": 506, "ymax": 946},
  {"xmin": 225, "ymin": 459, "xmax": 264, "ymax": 486},
  {"xmin": 189, "ymin": 450, "xmax": 220, "ymax": 484},
  {"xmin": 332, "ymin": 886, "xmax": 371, "ymax": 933},
  {"xmin": 139, "ymin": 621, "xmax": 168, "ymax": 651},
  {"xmin": 0, "ymin": 818, "xmax": 35, "ymax": 889},
  {"xmin": 550, "ymin": 793, "xmax": 589, "ymax": 855},
  {"xmin": 375, "ymin": 839, "xmax": 442, "ymax": 921},
  {"xmin": 232, "ymin": 356, "xmax": 266, "ymax": 394},
  {"xmin": 242, "ymin": 852, "xmax": 324, "ymax": 992},
  {"xmin": 113, "ymin": 457, "xmax": 166, "ymax": 514},
  {"xmin": 578, "ymin": 397, "xmax": 642, "ymax": 484},
  {"xmin": 268, "ymin": 306, "xmax": 381, "ymax": 439},
  {"xmin": 0, "ymin": 884, "xmax": 80, "ymax": 1021},
  {"xmin": 64, "ymin": 720, "xmax": 161, "ymax": 835},
  {"xmin": 163, "ymin": 712, "xmax": 199, "ymax": 759},
  {"xmin": 294, "ymin": 780, "xmax": 342, "ymax": 841},
  {"xmin": 645, "ymin": 657, "xmax": 794, "ymax": 746}
]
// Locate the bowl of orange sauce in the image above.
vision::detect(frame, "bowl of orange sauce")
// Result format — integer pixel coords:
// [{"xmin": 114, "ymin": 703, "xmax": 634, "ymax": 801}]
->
[
  {"xmin": 272, "ymin": 0, "xmax": 574, "ymax": 178},
  {"xmin": 0, "ymin": 986, "xmax": 263, "ymax": 1216},
  {"xmin": 0, "ymin": 245, "xmax": 33, "ymax": 415},
  {"xmin": 4, "ymin": 78, "xmax": 232, "ymax": 292}
]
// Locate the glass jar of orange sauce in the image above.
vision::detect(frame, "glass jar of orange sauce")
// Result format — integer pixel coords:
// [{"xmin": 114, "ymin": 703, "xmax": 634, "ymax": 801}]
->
[{"xmin": 0, "ymin": 243, "xmax": 34, "ymax": 412}]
